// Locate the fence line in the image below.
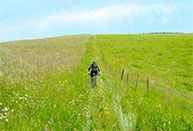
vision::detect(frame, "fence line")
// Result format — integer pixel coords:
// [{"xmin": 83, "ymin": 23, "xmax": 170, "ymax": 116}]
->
[
  {"xmin": 112, "ymin": 68, "xmax": 193, "ymax": 102},
  {"xmin": 135, "ymin": 74, "xmax": 139, "ymax": 89},
  {"xmin": 96, "ymin": 39, "xmax": 108, "ymax": 67},
  {"xmin": 147, "ymin": 77, "xmax": 149, "ymax": 94},
  {"xmin": 121, "ymin": 69, "xmax": 124, "ymax": 80},
  {"xmin": 166, "ymin": 82, "xmax": 169, "ymax": 112},
  {"xmin": 94, "ymin": 37, "xmax": 192, "ymax": 113},
  {"xmin": 108, "ymin": 69, "xmax": 193, "ymax": 111}
]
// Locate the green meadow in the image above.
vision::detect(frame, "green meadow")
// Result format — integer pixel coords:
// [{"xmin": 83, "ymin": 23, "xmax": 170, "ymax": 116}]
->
[{"xmin": 0, "ymin": 34, "xmax": 192, "ymax": 130}]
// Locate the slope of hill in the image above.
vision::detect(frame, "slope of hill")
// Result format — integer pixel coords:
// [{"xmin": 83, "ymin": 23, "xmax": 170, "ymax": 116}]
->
[{"xmin": 0, "ymin": 34, "xmax": 192, "ymax": 130}]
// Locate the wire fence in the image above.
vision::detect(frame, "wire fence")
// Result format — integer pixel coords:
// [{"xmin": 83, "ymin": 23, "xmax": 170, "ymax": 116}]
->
[
  {"xmin": 117, "ymin": 68, "xmax": 192, "ymax": 110},
  {"xmin": 96, "ymin": 38, "xmax": 193, "ymax": 113}
]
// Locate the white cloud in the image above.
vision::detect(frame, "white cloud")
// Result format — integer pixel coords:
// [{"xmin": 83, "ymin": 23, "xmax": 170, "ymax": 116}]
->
[
  {"xmin": 0, "ymin": 3, "xmax": 176, "ymax": 41},
  {"xmin": 24, "ymin": 4, "xmax": 174, "ymax": 31}
]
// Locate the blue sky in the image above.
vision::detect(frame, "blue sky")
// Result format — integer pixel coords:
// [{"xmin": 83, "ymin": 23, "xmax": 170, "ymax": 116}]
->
[{"xmin": 0, "ymin": 0, "xmax": 193, "ymax": 42}]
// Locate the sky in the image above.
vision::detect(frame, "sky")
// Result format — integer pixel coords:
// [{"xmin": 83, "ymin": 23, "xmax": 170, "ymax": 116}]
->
[{"xmin": 0, "ymin": 0, "xmax": 193, "ymax": 42}]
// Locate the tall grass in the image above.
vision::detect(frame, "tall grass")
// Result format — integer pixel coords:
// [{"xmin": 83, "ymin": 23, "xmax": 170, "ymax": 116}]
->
[
  {"xmin": 0, "ymin": 34, "xmax": 192, "ymax": 130},
  {"xmin": 96, "ymin": 34, "xmax": 193, "ymax": 130}
]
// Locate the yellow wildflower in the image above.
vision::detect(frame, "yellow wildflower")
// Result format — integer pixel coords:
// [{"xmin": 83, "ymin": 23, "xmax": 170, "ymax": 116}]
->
[
  {"xmin": 104, "ymin": 111, "xmax": 109, "ymax": 115},
  {"xmin": 104, "ymin": 106, "xmax": 108, "ymax": 110},
  {"xmin": 79, "ymin": 94, "xmax": 83, "ymax": 98}
]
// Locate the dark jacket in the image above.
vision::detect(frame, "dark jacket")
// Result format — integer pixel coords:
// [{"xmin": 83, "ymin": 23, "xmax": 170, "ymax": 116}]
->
[{"xmin": 88, "ymin": 64, "xmax": 100, "ymax": 72}]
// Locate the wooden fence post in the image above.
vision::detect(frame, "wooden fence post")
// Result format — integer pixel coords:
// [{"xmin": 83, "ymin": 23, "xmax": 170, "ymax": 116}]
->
[
  {"xmin": 102, "ymin": 54, "xmax": 105, "ymax": 63},
  {"xmin": 126, "ymin": 73, "xmax": 129, "ymax": 85},
  {"xmin": 147, "ymin": 77, "xmax": 149, "ymax": 94},
  {"xmin": 135, "ymin": 74, "xmax": 139, "ymax": 89},
  {"xmin": 111, "ymin": 67, "xmax": 113, "ymax": 72},
  {"xmin": 121, "ymin": 69, "xmax": 125, "ymax": 80},
  {"xmin": 166, "ymin": 82, "xmax": 169, "ymax": 112}
]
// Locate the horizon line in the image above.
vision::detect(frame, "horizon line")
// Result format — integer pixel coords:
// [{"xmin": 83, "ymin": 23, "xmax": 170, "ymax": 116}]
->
[{"xmin": 1, "ymin": 32, "xmax": 193, "ymax": 43}]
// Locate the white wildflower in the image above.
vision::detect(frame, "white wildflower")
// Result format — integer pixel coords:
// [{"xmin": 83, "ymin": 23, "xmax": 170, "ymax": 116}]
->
[
  {"xmin": 11, "ymin": 109, "xmax": 14, "ymax": 112},
  {"xmin": 5, "ymin": 119, "xmax": 8, "ymax": 121},
  {"xmin": 4, "ymin": 113, "xmax": 7, "ymax": 115},
  {"xmin": 0, "ymin": 117, "xmax": 2, "ymax": 119},
  {"xmin": 0, "ymin": 103, "xmax": 2, "ymax": 105},
  {"xmin": 4, "ymin": 107, "xmax": 8, "ymax": 111}
]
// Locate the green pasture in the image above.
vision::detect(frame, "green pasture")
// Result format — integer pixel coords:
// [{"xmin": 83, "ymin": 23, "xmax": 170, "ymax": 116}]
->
[{"xmin": 0, "ymin": 34, "xmax": 192, "ymax": 130}]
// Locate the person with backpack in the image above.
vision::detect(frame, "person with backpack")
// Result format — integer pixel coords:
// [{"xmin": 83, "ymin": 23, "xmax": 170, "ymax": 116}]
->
[{"xmin": 88, "ymin": 61, "xmax": 101, "ymax": 86}]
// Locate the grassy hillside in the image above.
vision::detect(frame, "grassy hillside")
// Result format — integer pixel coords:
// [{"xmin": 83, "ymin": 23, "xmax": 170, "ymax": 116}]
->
[
  {"xmin": 96, "ymin": 34, "xmax": 193, "ymax": 130},
  {"xmin": 97, "ymin": 34, "xmax": 193, "ymax": 92},
  {"xmin": 0, "ymin": 34, "xmax": 192, "ymax": 130}
]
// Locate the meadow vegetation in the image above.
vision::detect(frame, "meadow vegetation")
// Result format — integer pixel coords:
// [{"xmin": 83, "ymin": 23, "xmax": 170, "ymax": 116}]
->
[{"xmin": 0, "ymin": 34, "xmax": 192, "ymax": 130}]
